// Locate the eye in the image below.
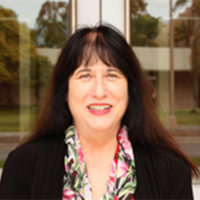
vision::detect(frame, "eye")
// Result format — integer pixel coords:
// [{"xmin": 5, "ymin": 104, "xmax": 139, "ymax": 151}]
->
[
  {"xmin": 79, "ymin": 73, "xmax": 91, "ymax": 79},
  {"xmin": 106, "ymin": 73, "xmax": 118, "ymax": 78}
]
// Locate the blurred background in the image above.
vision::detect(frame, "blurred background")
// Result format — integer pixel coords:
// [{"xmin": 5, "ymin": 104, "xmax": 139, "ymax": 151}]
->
[{"xmin": 0, "ymin": 1, "xmax": 200, "ymax": 194}]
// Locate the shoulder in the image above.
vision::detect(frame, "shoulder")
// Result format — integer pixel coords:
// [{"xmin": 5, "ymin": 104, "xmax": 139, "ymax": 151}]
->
[
  {"xmin": 0, "ymin": 135, "xmax": 65, "ymax": 198},
  {"xmin": 134, "ymin": 144, "xmax": 193, "ymax": 199},
  {"xmin": 134, "ymin": 144, "xmax": 191, "ymax": 175},
  {"xmin": 2, "ymin": 134, "xmax": 65, "ymax": 184},
  {"xmin": 14, "ymin": 134, "xmax": 64, "ymax": 151},
  {"xmin": 6, "ymin": 134, "xmax": 65, "ymax": 167}
]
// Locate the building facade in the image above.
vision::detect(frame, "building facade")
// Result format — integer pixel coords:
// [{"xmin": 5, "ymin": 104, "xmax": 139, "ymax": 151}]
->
[{"xmin": 0, "ymin": 0, "xmax": 199, "ymax": 132}]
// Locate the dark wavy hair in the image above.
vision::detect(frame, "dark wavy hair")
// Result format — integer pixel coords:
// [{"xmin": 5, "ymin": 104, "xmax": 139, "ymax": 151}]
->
[{"xmin": 26, "ymin": 24, "xmax": 199, "ymax": 176}]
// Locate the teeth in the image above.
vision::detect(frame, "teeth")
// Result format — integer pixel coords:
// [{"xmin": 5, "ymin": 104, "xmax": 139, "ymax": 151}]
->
[{"xmin": 88, "ymin": 105, "xmax": 111, "ymax": 110}]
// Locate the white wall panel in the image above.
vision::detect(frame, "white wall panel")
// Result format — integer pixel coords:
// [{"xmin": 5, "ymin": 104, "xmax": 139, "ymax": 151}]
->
[
  {"xmin": 77, "ymin": 0, "xmax": 100, "ymax": 27},
  {"xmin": 102, "ymin": 0, "xmax": 124, "ymax": 34}
]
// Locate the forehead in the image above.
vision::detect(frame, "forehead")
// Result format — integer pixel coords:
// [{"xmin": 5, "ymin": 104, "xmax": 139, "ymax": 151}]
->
[{"xmin": 76, "ymin": 60, "xmax": 120, "ymax": 71}]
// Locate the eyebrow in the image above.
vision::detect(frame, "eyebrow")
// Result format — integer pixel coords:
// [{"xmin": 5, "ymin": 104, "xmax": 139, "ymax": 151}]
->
[
  {"xmin": 75, "ymin": 66, "xmax": 122, "ymax": 75},
  {"xmin": 75, "ymin": 68, "xmax": 91, "ymax": 75},
  {"xmin": 107, "ymin": 68, "xmax": 122, "ymax": 73}
]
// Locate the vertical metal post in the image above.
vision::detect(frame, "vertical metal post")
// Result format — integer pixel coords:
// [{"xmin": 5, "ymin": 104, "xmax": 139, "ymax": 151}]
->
[
  {"xmin": 99, "ymin": 0, "xmax": 102, "ymax": 24},
  {"xmin": 70, "ymin": 0, "xmax": 77, "ymax": 34},
  {"xmin": 169, "ymin": 0, "xmax": 177, "ymax": 129},
  {"xmin": 124, "ymin": 0, "xmax": 131, "ymax": 44},
  {"xmin": 19, "ymin": 24, "xmax": 31, "ymax": 137}
]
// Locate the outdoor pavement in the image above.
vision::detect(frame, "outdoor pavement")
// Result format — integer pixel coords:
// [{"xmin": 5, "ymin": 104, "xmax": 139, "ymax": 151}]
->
[{"xmin": 0, "ymin": 126, "xmax": 200, "ymax": 198}]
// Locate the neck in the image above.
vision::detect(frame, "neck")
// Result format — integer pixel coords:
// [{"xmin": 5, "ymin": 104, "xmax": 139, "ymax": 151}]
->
[{"xmin": 74, "ymin": 124, "xmax": 120, "ymax": 152}]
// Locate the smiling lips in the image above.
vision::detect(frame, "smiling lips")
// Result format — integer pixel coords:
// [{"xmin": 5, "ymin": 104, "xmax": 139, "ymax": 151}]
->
[{"xmin": 87, "ymin": 104, "xmax": 112, "ymax": 115}]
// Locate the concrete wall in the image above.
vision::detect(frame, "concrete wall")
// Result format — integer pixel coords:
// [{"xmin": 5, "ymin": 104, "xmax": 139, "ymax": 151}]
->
[
  {"xmin": 37, "ymin": 47, "xmax": 192, "ymax": 71},
  {"xmin": 133, "ymin": 47, "xmax": 191, "ymax": 71}
]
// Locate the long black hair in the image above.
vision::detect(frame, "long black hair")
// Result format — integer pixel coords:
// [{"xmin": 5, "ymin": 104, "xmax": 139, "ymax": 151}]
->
[{"xmin": 25, "ymin": 24, "xmax": 199, "ymax": 176}]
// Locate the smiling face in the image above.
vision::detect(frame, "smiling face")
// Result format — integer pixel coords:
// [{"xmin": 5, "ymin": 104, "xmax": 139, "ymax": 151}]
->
[{"xmin": 67, "ymin": 60, "xmax": 128, "ymax": 133}]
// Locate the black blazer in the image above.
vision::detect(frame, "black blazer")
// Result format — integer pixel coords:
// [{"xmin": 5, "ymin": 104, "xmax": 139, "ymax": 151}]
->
[{"xmin": 0, "ymin": 135, "xmax": 193, "ymax": 199}]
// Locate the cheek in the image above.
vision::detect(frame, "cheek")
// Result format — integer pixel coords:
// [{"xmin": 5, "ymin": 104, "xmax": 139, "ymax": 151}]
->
[
  {"xmin": 113, "ymin": 81, "xmax": 128, "ymax": 101},
  {"xmin": 68, "ymin": 81, "xmax": 90, "ymax": 106},
  {"xmin": 121, "ymin": 90, "xmax": 129, "ymax": 109},
  {"xmin": 119, "ymin": 82, "xmax": 129, "ymax": 110}
]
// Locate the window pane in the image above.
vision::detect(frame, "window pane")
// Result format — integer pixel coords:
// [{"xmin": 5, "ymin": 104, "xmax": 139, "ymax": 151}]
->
[
  {"xmin": 0, "ymin": 1, "xmax": 71, "ymax": 159},
  {"xmin": 130, "ymin": 0, "xmax": 200, "ymax": 126}
]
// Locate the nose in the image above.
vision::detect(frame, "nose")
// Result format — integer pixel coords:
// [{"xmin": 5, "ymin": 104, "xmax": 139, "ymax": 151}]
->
[{"xmin": 92, "ymin": 76, "xmax": 107, "ymax": 99}]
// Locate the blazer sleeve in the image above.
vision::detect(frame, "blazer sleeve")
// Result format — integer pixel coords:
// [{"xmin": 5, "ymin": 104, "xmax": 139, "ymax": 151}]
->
[
  {"xmin": 164, "ymin": 154, "xmax": 194, "ymax": 200},
  {"xmin": 0, "ymin": 148, "xmax": 31, "ymax": 199}
]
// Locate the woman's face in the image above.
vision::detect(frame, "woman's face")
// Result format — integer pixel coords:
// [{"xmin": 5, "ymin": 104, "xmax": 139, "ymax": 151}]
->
[{"xmin": 67, "ymin": 59, "xmax": 128, "ymax": 132}]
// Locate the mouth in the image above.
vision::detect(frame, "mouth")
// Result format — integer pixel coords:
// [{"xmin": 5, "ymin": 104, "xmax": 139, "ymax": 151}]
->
[
  {"xmin": 87, "ymin": 104, "xmax": 112, "ymax": 115},
  {"xmin": 87, "ymin": 104, "xmax": 112, "ymax": 111}
]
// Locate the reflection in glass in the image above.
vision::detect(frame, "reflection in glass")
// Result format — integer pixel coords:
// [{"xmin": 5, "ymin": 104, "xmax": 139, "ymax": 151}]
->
[
  {"xmin": 130, "ymin": 0, "xmax": 170, "ymax": 126},
  {"xmin": 130, "ymin": 0, "xmax": 200, "ymax": 127},
  {"xmin": 0, "ymin": 1, "xmax": 71, "ymax": 136},
  {"xmin": 0, "ymin": 6, "xmax": 20, "ymax": 132},
  {"xmin": 174, "ymin": 0, "xmax": 200, "ymax": 110},
  {"xmin": 34, "ymin": 1, "xmax": 70, "ymax": 48}
]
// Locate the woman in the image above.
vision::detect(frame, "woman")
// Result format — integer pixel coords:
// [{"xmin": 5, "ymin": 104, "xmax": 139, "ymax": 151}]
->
[{"xmin": 0, "ymin": 24, "xmax": 199, "ymax": 200}]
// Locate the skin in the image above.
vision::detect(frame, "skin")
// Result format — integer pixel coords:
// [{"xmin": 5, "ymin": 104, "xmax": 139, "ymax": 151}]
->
[{"xmin": 67, "ymin": 59, "xmax": 129, "ymax": 199}]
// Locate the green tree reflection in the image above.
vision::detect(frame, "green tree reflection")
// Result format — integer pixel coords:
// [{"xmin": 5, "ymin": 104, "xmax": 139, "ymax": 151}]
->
[
  {"xmin": 34, "ymin": 1, "xmax": 70, "ymax": 48},
  {"xmin": 0, "ymin": 5, "xmax": 53, "ymax": 106}
]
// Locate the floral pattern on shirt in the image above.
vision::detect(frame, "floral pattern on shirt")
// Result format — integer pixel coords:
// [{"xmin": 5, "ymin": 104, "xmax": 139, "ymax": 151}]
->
[{"xmin": 63, "ymin": 125, "xmax": 136, "ymax": 200}]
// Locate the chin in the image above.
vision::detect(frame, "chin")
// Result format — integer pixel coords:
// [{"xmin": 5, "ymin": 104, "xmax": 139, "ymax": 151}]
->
[{"xmin": 87, "ymin": 121, "xmax": 117, "ymax": 132}]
